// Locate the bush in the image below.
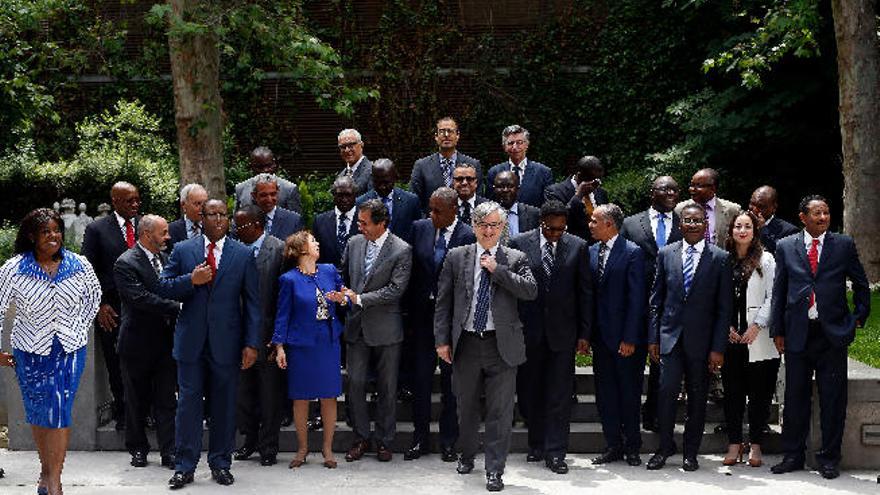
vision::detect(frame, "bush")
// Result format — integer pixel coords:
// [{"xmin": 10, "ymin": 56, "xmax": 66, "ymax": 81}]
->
[
  {"xmin": 0, "ymin": 99, "xmax": 179, "ymax": 223},
  {"xmin": 297, "ymin": 173, "xmax": 337, "ymax": 228}
]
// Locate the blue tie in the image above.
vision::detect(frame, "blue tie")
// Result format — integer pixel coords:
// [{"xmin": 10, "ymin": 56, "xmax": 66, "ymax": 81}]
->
[
  {"xmin": 364, "ymin": 241, "xmax": 378, "ymax": 277},
  {"xmin": 507, "ymin": 209, "xmax": 519, "ymax": 237},
  {"xmin": 337, "ymin": 213, "xmax": 348, "ymax": 253},
  {"xmin": 473, "ymin": 250, "xmax": 492, "ymax": 333},
  {"xmin": 683, "ymin": 245, "xmax": 696, "ymax": 295},
  {"xmin": 655, "ymin": 213, "xmax": 667, "ymax": 249},
  {"xmin": 382, "ymin": 196, "xmax": 393, "ymax": 222},
  {"xmin": 433, "ymin": 228, "xmax": 448, "ymax": 272}
]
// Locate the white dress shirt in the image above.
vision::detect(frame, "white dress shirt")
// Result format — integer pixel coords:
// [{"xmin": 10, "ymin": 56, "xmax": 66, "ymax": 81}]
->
[
  {"xmin": 114, "ymin": 211, "xmax": 134, "ymax": 240},
  {"xmin": 204, "ymin": 236, "xmax": 226, "ymax": 268},
  {"xmin": 436, "ymin": 218, "xmax": 458, "ymax": 245},
  {"xmin": 508, "ymin": 158, "xmax": 527, "ymax": 182},
  {"xmin": 648, "ymin": 207, "xmax": 672, "ymax": 243},
  {"xmin": 466, "ymin": 243, "xmax": 499, "ymax": 333},
  {"xmin": 681, "ymin": 239, "xmax": 706, "ymax": 270},
  {"xmin": 335, "ymin": 206, "xmax": 356, "ymax": 233},
  {"xmin": 804, "ymin": 230, "xmax": 826, "ymax": 319}
]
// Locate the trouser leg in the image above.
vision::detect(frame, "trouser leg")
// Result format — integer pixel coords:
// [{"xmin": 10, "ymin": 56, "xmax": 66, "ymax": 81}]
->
[
  {"xmin": 373, "ymin": 343, "xmax": 401, "ymax": 445},
  {"xmin": 453, "ymin": 336, "xmax": 483, "ymax": 461},
  {"xmin": 174, "ymin": 360, "xmax": 206, "ymax": 473},
  {"xmin": 722, "ymin": 343, "xmax": 748, "ymax": 444},
  {"xmin": 657, "ymin": 345, "xmax": 683, "ymax": 455},
  {"xmin": 482, "ymin": 337, "xmax": 516, "ymax": 474},
  {"xmin": 206, "ymin": 359, "xmax": 238, "ymax": 470},
  {"xmin": 345, "ymin": 339, "xmax": 372, "ymax": 441},
  {"xmin": 681, "ymin": 351, "xmax": 709, "ymax": 458}
]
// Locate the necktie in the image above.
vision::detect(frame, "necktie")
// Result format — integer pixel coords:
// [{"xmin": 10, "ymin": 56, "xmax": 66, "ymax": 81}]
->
[
  {"xmin": 190, "ymin": 222, "xmax": 201, "ymax": 239},
  {"xmin": 655, "ymin": 213, "xmax": 667, "ymax": 249},
  {"xmin": 344, "ymin": 166, "xmax": 353, "ymax": 177},
  {"xmin": 441, "ymin": 158, "xmax": 453, "ymax": 187},
  {"xmin": 460, "ymin": 201, "xmax": 472, "ymax": 225},
  {"xmin": 206, "ymin": 242, "xmax": 217, "ymax": 279},
  {"xmin": 808, "ymin": 238, "xmax": 819, "ymax": 307},
  {"xmin": 507, "ymin": 209, "xmax": 518, "ymax": 237},
  {"xmin": 382, "ymin": 196, "xmax": 393, "ymax": 222},
  {"xmin": 512, "ymin": 164, "xmax": 522, "ymax": 180},
  {"xmin": 433, "ymin": 228, "xmax": 448, "ymax": 271},
  {"xmin": 124, "ymin": 219, "xmax": 135, "ymax": 248},
  {"xmin": 150, "ymin": 255, "xmax": 162, "ymax": 276},
  {"xmin": 337, "ymin": 213, "xmax": 348, "ymax": 253},
  {"xmin": 542, "ymin": 242, "xmax": 554, "ymax": 280},
  {"xmin": 265, "ymin": 214, "xmax": 274, "ymax": 236},
  {"xmin": 473, "ymin": 250, "xmax": 492, "ymax": 333},
  {"xmin": 364, "ymin": 241, "xmax": 378, "ymax": 277},
  {"xmin": 702, "ymin": 203, "xmax": 712, "ymax": 243},
  {"xmin": 598, "ymin": 241, "xmax": 608, "ymax": 281},
  {"xmin": 683, "ymin": 244, "xmax": 696, "ymax": 295}
]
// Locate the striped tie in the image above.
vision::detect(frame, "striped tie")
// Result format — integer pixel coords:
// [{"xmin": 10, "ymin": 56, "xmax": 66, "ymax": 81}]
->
[
  {"xmin": 364, "ymin": 241, "xmax": 378, "ymax": 277},
  {"xmin": 683, "ymin": 244, "xmax": 696, "ymax": 295},
  {"xmin": 441, "ymin": 158, "xmax": 453, "ymax": 187},
  {"xmin": 473, "ymin": 250, "xmax": 493, "ymax": 333},
  {"xmin": 598, "ymin": 242, "xmax": 608, "ymax": 282},
  {"xmin": 542, "ymin": 241, "xmax": 554, "ymax": 280}
]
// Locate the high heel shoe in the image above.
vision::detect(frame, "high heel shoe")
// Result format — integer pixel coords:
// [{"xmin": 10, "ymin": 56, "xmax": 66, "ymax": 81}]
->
[
  {"xmin": 289, "ymin": 451, "xmax": 309, "ymax": 469},
  {"xmin": 722, "ymin": 444, "xmax": 745, "ymax": 466},
  {"xmin": 323, "ymin": 449, "xmax": 337, "ymax": 469},
  {"xmin": 747, "ymin": 444, "xmax": 763, "ymax": 467}
]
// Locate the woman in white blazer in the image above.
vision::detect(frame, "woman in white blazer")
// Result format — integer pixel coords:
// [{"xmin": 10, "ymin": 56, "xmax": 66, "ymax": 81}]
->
[{"xmin": 721, "ymin": 210, "xmax": 779, "ymax": 467}]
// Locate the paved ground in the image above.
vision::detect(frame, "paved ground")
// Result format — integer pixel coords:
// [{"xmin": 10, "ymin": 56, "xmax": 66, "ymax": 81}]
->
[{"xmin": 1, "ymin": 450, "xmax": 878, "ymax": 494}]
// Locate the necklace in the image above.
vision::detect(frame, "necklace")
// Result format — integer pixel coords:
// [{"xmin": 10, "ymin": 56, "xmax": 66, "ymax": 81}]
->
[{"xmin": 296, "ymin": 266, "xmax": 317, "ymax": 276}]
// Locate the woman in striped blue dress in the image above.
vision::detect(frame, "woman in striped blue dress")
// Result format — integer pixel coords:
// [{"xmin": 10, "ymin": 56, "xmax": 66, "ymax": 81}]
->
[{"xmin": 0, "ymin": 208, "xmax": 101, "ymax": 495}]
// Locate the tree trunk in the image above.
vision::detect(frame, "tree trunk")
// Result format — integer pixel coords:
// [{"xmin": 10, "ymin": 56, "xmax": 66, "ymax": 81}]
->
[
  {"xmin": 167, "ymin": 0, "xmax": 226, "ymax": 200},
  {"xmin": 831, "ymin": 0, "xmax": 880, "ymax": 283}
]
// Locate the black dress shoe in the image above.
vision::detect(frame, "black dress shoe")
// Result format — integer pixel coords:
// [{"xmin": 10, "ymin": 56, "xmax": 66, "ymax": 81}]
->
[
  {"xmin": 819, "ymin": 464, "xmax": 840, "ymax": 479},
  {"xmin": 168, "ymin": 471, "xmax": 194, "ymax": 490},
  {"xmin": 115, "ymin": 418, "xmax": 125, "ymax": 431},
  {"xmin": 642, "ymin": 419, "xmax": 657, "ymax": 432},
  {"xmin": 397, "ymin": 388, "xmax": 414, "ymax": 402},
  {"xmin": 457, "ymin": 456, "xmax": 475, "ymax": 474},
  {"xmin": 526, "ymin": 449, "xmax": 544, "ymax": 462},
  {"xmin": 546, "ymin": 457, "xmax": 569, "ymax": 474},
  {"xmin": 404, "ymin": 442, "xmax": 430, "ymax": 460},
  {"xmin": 682, "ymin": 457, "xmax": 699, "ymax": 472},
  {"xmin": 770, "ymin": 457, "xmax": 804, "ymax": 474},
  {"xmin": 441, "ymin": 445, "xmax": 458, "ymax": 462},
  {"xmin": 646, "ymin": 453, "xmax": 668, "ymax": 470},
  {"xmin": 211, "ymin": 468, "xmax": 234, "ymax": 486},
  {"xmin": 592, "ymin": 449, "xmax": 623, "ymax": 465},
  {"xmin": 145, "ymin": 415, "xmax": 157, "ymax": 430},
  {"xmin": 130, "ymin": 451, "xmax": 148, "ymax": 468},
  {"xmin": 233, "ymin": 444, "xmax": 256, "ymax": 461},
  {"xmin": 307, "ymin": 416, "xmax": 323, "ymax": 431},
  {"xmin": 625, "ymin": 452, "xmax": 642, "ymax": 466},
  {"xmin": 260, "ymin": 453, "xmax": 277, "ymax": 466},
  {"xmin": 486, "ymin": 472, "xmax": 504, "ymax": 492},
  {"xmin": 160, "ymin": 455, "xmax": 175, "ymax": 470}
]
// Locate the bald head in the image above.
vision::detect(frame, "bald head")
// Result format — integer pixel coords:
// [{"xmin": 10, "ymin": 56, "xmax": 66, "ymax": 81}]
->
[
  {"xmin": 111, "ymin": 182, "xmax": 140, "ymax": 220},
  {"xmin": 371, "ymin": 158, "xmax": 397, "ymax": 198},
  {"xmin": 749, "ymin": 185, "xmax": 779, "ymax": 220}
]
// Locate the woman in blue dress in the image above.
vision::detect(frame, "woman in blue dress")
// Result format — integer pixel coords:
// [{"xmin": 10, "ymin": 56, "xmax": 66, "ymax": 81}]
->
[
  {"xmin": 0, "ymin": 208, "xmax": 101, "ymax": 495},
  {"xmin": 272, "ymin": 231, "xmax": 347, "ymax": 469}
]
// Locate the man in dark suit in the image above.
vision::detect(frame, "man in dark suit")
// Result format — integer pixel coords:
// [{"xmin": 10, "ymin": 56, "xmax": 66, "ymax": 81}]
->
[
  {"xmin": 337, "ymin": 128, "xmax": 373, "ymax": 195},
  {"xmin": 435, "ymin": 201, "xmax": 538, "ymax": 492},
  {"xmin": 769, "ymin": 195, "xmax": 870, "ymax": 479},
  {"xmin": 168, "ymin": 183, "xmax": 208, "ymax": 253},
  {"xmin": 340, "ymin": 199, "xmax": 412, "ymax": 463},
  {"xmin": 620, "ymin": 176, "xmax": 682, "ymax": 432},
  {"xmin": 234, "ymin": 147, "xmax": 302, "ymax": 213},
  {"xmin": 492, "ymin": 171, "xmax": 540, "ymax": 241},
  {"xmin": 509, "ymin": 200, "xmax": 590, "ymax": 475},
  {"xmin": 587, "ymin": 204, "xmax": 646, "ymax": 467},
  {"xmin": 356, "ymin": 158, "xmax": 421, "ymax": 244},
  {"xmin": 82, "ymin": 181, "xmax": 141, "ymax": 429},
  {"xmin": 749, "ymin": 185, "xmax": 799, "ymax": 254},
  {"xmin": 251, "ymin": 174, "xmax": 302, "ymax": 241},
  {"xmin": 404, "ymin": 187, "xmax": 476, "ymax": 461},
  {"xmin": 113, "ymin": 214, "xmax": 180, "ymax": 469},
  {"xmin": 544, "ymin": 155, "xmax": 608, "ymax": 206},
  {"xmin": 313, "ymin": 176, "xmax": 359, "ymax": 267},
  {"xmin": 158, "ymin": 199, "xmax": 260, "ymax": 489},
  {"xmin": 453, "ymin": 163, "xmax": 486, "ymax": 226},
  {"xmin": 484, "ymin": 125, "xmax": 553, "ymax": 208},
  {"xmin": 231, "ymin": 206, "xmax": 286, "ymax": 467},
  {"xmin": 647, "ymin": 203, "xmax": 732, "ymax": 472},
  {"xmin": 410, "ymin": 116, "xmax": 482, "ymax": 212}
]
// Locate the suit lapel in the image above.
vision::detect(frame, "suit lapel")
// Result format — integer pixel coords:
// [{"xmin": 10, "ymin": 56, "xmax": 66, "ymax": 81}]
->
[
  {"xmin": 668, "ymin": 241, "xmax": 684, "ymax": 300},
  {"xmin": 688, "ymin": 243, "xmax": 711, "ymax": 295},
  {"xmin": 462, "ymin": 245, "xmax": 475, "ymax": 308},
  {"xmin": 364, "ymin": 235, "xmax": 392, "ymax": 287},
  {"xmin": 552, "ymin": 233, "xmax": 568, "ymax": 279},
  {"xmin": 638, "ymin": 211, "xmax": 656, "ymax": 256},
  {"xmin": 213, "ymin": 239, "xmax": 235, "ymax": 287},
  {"xmin": 602, "ymin": 238, "xmax": 625, "ymax": 286},
  {"xmin": 793, "ymin": 231, "xmax": 811, "ymax": 276},
  {"xmin": 815, "ymin": 232, "xmax": 833, "ymax": 277}
]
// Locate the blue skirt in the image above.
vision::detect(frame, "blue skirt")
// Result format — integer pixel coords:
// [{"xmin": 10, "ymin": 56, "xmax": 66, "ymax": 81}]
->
[
  {"xmin": 14, "ymin": 338, "xmax": 87, "ymax": 428},
  {"xmin": 286, "ymin": 325, "xmax": 341, "ymax": 400}
]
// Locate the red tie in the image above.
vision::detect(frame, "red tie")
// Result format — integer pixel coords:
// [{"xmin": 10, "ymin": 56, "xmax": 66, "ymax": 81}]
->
[
  {"xmin": 124, "ymin": 219, "xmax": 135, "ymax": 248},
  {"xmin": 207, "ymin": 242, "xmax": 217, "ymax": 279},
  {"xmin": 808, "ymin": 238, "xmax": 819, "ymax": 306}
]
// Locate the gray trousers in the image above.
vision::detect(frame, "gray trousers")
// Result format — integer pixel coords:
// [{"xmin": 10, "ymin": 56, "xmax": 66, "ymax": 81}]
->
[
  {"xmin": 453, "ymin": 332, "xmax": 517, "ymax": 473},
  {"xmin": 346, "ymin": 338, "xmax": 401, "ymax": 445}
]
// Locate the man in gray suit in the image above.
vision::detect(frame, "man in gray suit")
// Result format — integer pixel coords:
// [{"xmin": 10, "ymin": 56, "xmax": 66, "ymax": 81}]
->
[
  {"xmin": 337, "ymin": 128, "xmax": 373, "ymax": 195},
  {"xmin": 410, "ymin": 117, "xmax": 482, "ymax": 212},
  {"xmin": 435, "ymin": 201, "xmax": 538, "ymax": 492},
  {"xmin": 234, "ymin": 147, "xmax": 302, "ymax": 213},
  {"xmin": 231, "ymin": 205, "xmax": 286, "ymax": 466},
  {"xmin": 341, "ymin": 199, "xmax": 412, "ymax": 462},
  {"xmin": 674, "ymin": 168, "xmax": 739, "ymax": 248}
]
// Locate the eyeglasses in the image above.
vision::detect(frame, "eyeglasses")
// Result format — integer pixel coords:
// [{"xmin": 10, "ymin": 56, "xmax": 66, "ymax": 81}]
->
[
  {"xmin": 235, "ymin": 221, "xmax": 257, "ymax": 231},
  {"xmin": 505, "ymin": 139, "xmax": 527, "ymax": 147},
  {"xmin": 453, "ymin": 176, "xmax": 476, "ymax": 183},
  {"xmin": 681, "ymin": 218, "xmax": 705, "ymax": 225},
  {"xmin": 689, "ymin": 182, "xmax": 714, "ymax": 189},
  {"xmin": 475, "ymin": 221, "xmax": 504, "ymax": 230},
  {"xmin": 203, "ymin": 212, "xmax": 228, "ymax": 220},
  {"xmin": 652, "ymin": 186, "xmax": 679, "ymax": 194},
  {"xmin": 338, "ymin": 141, "xmax": 360, "ymax": 151},
  {"xmin": 541, "ymin": 223, "xmax": 568, "ymax": 233},
  {"xmin": 436, "ymin": 128, "xmax": 458, "ymax": 136}
]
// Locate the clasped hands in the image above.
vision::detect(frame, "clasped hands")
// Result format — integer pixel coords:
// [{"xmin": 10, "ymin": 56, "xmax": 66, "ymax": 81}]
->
[{"xmin": 729, "ymin": 324, "xmax": 761, "ymax": 345}]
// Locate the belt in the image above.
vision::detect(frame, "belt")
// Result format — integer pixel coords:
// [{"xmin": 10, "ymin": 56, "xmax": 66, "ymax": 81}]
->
[{"xmin": 465, "ymin": 330, "xmax": 496, "ymax": 340}]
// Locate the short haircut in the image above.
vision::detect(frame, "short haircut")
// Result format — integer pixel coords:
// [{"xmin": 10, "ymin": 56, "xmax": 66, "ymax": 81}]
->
[
  {"xmin": 501, "ymin": 124, "xmax": 530, "ymax": 144},
  {"xmin": 358, "ymin": 198, "xmax": 389, "ymax": 226},
  {"xmin": 575, "ymin": 155, "xmax": 603, "ymax": 173},
  {"xmin": 338, "ymin": 128, "xmax": 362, "ymax": 142},
  {"xmin": 430, "ymin": 186, "xmax": 458, "ymax": 207},
  {"xmin": 696, "ymin": 167, "xmax": 720, "ymax": 187},
  {"xmin": 236, "ymin": 205, "xmax": 266, "ymax": 228},
  {"xmin": 494, "ymin": 170, "xmax": 520, "ymax": 187},
  {"xmin": 436, "ymin": 116, "xmax": 458, "ymax": 129},
  {"xmin": 14, "ymin": 208, "xmax": 65, "ymax": 259},
  {"xmin": 372, "ymin": 157, "xmax": 395, "ymax": 171},
  {"xmin": 681, "ymin": 202, "xmax": 706, "ymax": 218},
  {"xmin": 137, "ymin": 214, "xmax": 165, "ymax": 237},
  {"xmin": 453, "ymin": 162, "xmax": 477, "ymax": 172},
  {"xmin": 540, "ymin": 200, "xmax": 568, "ymax": 219},
  {"xmin": 594, "ymin": 203, "xmax": 624, "ymax": 230},
  {"xmin": 253, "ymin": 173, "xmax": 279, "ymax": 188},
  {"xmin": 332, "ymin": 175, "xmax": 355, "ymax": 193},
  {"xmin": 179, "ymin": 183, "xmax": 207, "ymax": 203},
  {"xmin": 472, "ymin": 200, "xmax": 508, "ymax": 226},
  {"xmin": 250, "ymin": 146, "xmax": 273, "ymax": 158},
  {"xmin": 799, "ymin": 194, "xmax": 828, "ymax": 214}
]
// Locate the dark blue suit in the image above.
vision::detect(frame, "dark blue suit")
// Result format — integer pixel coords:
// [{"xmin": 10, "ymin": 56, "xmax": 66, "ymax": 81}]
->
[
  {"xmin": 649, "ymin": 240, "xmax": 732, "ymax": 458},
  {"xmin": 357, "ymin": 188, "xmax": 421, "ymax": 244},
  {"xmin": 589, "ymin": 237, "xmax": 646, "ymax": 454},
  {"xmin": 771, "ymin": 231, "xmax": 870, "ymax": 467},
  {"xmin": 167, "ymin": 218, "xmax": 189, "ymax": 254},
  {"xmin": 485, "ymin": 159, "xmax": 554, "ymax": 208},
  {"xmin": 406, "ymin": 218, "xmax": 475, "ymax": 449},
  {"xmin": 268, "ymin": 206, "xmax": 303, "ymax": 242},
  {"xmin": 313, "ymin": 209, "xmax": 359, "ymax": 268},
  {"xmin": 158, "ymin": 236, "xmax": 260, "ymax": 473}
]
